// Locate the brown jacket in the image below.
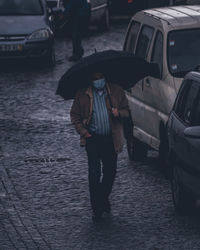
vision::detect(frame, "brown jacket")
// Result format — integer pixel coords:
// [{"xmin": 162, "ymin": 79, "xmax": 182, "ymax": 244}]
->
[{"xmin": 70, "ymin": 83, "xmax": 130, "ymax": 153}]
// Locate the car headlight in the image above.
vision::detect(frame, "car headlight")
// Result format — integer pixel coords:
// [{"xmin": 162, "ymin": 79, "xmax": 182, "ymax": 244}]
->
[{"xmin": 28, "ymin": 29, "xmax": 52, "ymax": 41}]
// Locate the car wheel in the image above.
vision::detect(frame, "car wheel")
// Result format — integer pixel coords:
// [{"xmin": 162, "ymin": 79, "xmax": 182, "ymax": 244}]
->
[
  {"xmin": 43, "ymin": 47, "xmax": 56, "ymax": 67},
  {"xmin": 171, "ymin": 166, "xmax": 196, "ymax": 214},
  {"xmin": 127, "ymin": 136, "xmax": 148, "ymax": 161},
  {"xmin": 99, "ymin": 7, "xmax": 110, "ymax": 31}
]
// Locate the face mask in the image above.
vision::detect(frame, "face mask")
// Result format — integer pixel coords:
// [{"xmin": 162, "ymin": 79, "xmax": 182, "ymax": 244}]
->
[{"xmin": 93, "ymin": 78, "xmax": 106, "ymax": 90}]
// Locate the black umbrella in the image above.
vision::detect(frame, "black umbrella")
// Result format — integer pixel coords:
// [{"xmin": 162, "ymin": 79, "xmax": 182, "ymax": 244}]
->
[{"xmin": 56, "ymin": 50, "xmax": 160, "ymax": 100}]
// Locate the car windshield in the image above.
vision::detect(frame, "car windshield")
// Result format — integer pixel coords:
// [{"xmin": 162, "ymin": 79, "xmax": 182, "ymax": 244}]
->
[
  {"xmin": 0, "ymin": 0, "xmax": 43, "ymax": 15},
  {"xmin": 168, "ymin": 29, "xmax": 200, "ymax": 78}
]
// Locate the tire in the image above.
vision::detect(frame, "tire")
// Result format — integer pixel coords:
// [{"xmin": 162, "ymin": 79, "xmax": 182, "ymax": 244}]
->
[
  {"xmin": 43, "ymin": 47, "xmax": 56, "ymax": 67},
  {"xmin": 98, "ymin": 7, "xmax": 110, "ymax": 31},
  {"xmin": 127, "ymin": 136, "xmax": 148, "ymax": 161},
  {"xmin": 171, "ymin": 166, "xmax": 196, "ymax": 214}
]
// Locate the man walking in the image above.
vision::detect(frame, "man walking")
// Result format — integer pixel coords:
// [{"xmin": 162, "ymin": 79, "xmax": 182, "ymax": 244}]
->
[
  {"xmin": 62, "ymin": 0, "xmax": 90, "ymax": 61},
  {"xmin": 70, "ymin": 72, "xmax": 130, "ymax": 221}
]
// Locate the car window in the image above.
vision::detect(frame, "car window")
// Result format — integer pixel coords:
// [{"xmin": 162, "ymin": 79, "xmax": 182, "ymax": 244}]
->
[
  {"xmin": 168, "ymin": 28, "xmax": 200, "ymax": 78},
  {"xmin": 0, "ymin": 0, "xmax": 43, "ymax": 15},
  {"xmin": 125, "ymin": 21, "xmax": 141, "ymax": 53},
  {"xmin": 135, "ymin": 25, "xmax": 154, "ymax": 59},
  {"xmin": 178, "ymin": 81, "xmax": 200, "ymax": 125},
  {"xmin": 191, "ymin": 91, "xmax": 200, "ymax": 126},
  {"xmin": 174, "ymin": 80, "xmax": 190, "ymax": 117},
  {"xmin": 151, "ymin": 31, "xmax": 163, "ymax": 77}
]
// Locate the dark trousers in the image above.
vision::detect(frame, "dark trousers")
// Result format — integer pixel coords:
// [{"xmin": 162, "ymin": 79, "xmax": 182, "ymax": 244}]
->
[
  {"xmin": 85, "ymin": 134, "xmax": 117, "ymax": 213},
  {"xmin": 71, "ymin": 17, "xmax": 89, "ymax": 57}
]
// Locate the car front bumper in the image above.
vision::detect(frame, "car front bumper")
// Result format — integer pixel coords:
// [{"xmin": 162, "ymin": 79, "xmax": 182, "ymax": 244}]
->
[{"xmin": 0, "ymin": 38, "xmax": 53, "ymax": 60}]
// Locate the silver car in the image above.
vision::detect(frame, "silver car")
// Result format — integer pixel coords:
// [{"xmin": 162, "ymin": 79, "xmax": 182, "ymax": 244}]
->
[
  {"xmin": 0, "ymin": 0, "xmax": 55, "ymax": 66},
  {"xmin": 168, "ymin": 71, "xmax": 200, "ymax": 213}
]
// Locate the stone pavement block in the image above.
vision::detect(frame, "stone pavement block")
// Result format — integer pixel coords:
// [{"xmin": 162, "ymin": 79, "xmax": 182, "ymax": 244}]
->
[
  {"xmin": 6, "ymin": 207, "xmax": 39, "ymax": 249},
  {"xmin": 0, "ymin": 206, "xmax": 27, "ymax": 249},
  {"xmin": 0, "ymin": 223, "xmax": 16, "ymax": 250},
  {"xmin": 0, "ymin": 167, "xmax": 51, "ymax": 250}
]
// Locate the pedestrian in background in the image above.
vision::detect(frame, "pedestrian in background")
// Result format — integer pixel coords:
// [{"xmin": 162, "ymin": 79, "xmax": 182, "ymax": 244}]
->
[
  {"xmin": 70, "ymin": 71, "xmax": 130, "ymax": 221},
  {"xmin": 62, "ymin": 0, "xmax": 90, "ymax": 62}
]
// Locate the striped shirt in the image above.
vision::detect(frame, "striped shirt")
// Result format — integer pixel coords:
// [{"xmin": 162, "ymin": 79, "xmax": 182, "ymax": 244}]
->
[{"xmin": 89, "ymin": 89, "xmax": 111, "ymax": 135}]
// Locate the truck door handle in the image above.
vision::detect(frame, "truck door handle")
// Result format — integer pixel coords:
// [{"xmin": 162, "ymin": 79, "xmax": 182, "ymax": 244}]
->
[{"xmin": 145, "ymin": 78, "xmax": 151, "ymax": 87}]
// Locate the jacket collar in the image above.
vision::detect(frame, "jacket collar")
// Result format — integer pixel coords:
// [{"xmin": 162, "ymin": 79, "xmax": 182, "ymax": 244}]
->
[{"xmin": 85, "ymin": 85, "xmax": 93, "ymax": 98}]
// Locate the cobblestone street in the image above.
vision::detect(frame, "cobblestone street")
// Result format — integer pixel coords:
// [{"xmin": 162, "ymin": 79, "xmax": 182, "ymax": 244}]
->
[{"xmin": 1, "ymin": 23, "xmax": 200, "ymax": 250}]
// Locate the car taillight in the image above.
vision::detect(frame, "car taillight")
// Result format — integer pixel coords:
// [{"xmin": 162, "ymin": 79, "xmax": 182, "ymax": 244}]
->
[{"xmin": 128, "ymin": 0, "xmax": 133, "ymax": 3}]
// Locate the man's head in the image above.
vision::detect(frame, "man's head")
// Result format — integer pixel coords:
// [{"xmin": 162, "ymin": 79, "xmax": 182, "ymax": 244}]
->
[
  {"xmin": 91, "ymin": 72, "xmax": 106, "ymax": 90},
  {"xmin": 92, "ymin": 72, "xmax": 104, "ymax": 81}
]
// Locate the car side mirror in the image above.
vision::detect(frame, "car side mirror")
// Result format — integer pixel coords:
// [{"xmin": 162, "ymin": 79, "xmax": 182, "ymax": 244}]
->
[{"xmin": 184, "ymin": 126, "xmax": 200, "ymax": 139}]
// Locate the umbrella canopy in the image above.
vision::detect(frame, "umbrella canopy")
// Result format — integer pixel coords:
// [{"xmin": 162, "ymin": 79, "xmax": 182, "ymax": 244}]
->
[{"xmin": 56, "ymin": 50, "xmax": 160, "ymax": 100}]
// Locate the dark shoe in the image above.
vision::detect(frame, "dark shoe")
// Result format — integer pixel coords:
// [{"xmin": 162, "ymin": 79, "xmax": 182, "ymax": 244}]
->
[
  {"xmin": 92, "ymin": 215, "xmax": 102, "ymax": 222},
  {"xmin": 92, "ymin": 211, "xmax": 103, "ymax": 222},
  {"xmin": 103, "ymin": 198, "xmax": 111, "ymax": 214},
  {"xmin": 69, "ymin": 55, "xmax": 82, "ymax": 62}
]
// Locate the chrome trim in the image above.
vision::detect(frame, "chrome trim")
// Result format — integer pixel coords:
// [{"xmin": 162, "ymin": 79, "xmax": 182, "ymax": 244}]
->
[
  {"xmin": 91, "ymin": 3, "xmax": 107, "ymax": 12},
  {"xmin": 0, "ymin": 36, "xmax": 26, "ymax": 41},
  {"xmin": 57, "ymin": 0, "xmax": 62, "ymax": 8}
]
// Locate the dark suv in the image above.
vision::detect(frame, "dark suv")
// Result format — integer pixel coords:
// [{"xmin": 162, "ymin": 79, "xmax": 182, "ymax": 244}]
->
[{"xmin": 167, "ymin": 71, "xmax": 200, "ymax": 213}]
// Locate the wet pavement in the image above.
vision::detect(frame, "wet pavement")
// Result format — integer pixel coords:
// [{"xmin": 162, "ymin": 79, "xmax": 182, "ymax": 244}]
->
[{"xmin": 1, "ymin": 23, "xmax": 200, "ymax": 250}]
